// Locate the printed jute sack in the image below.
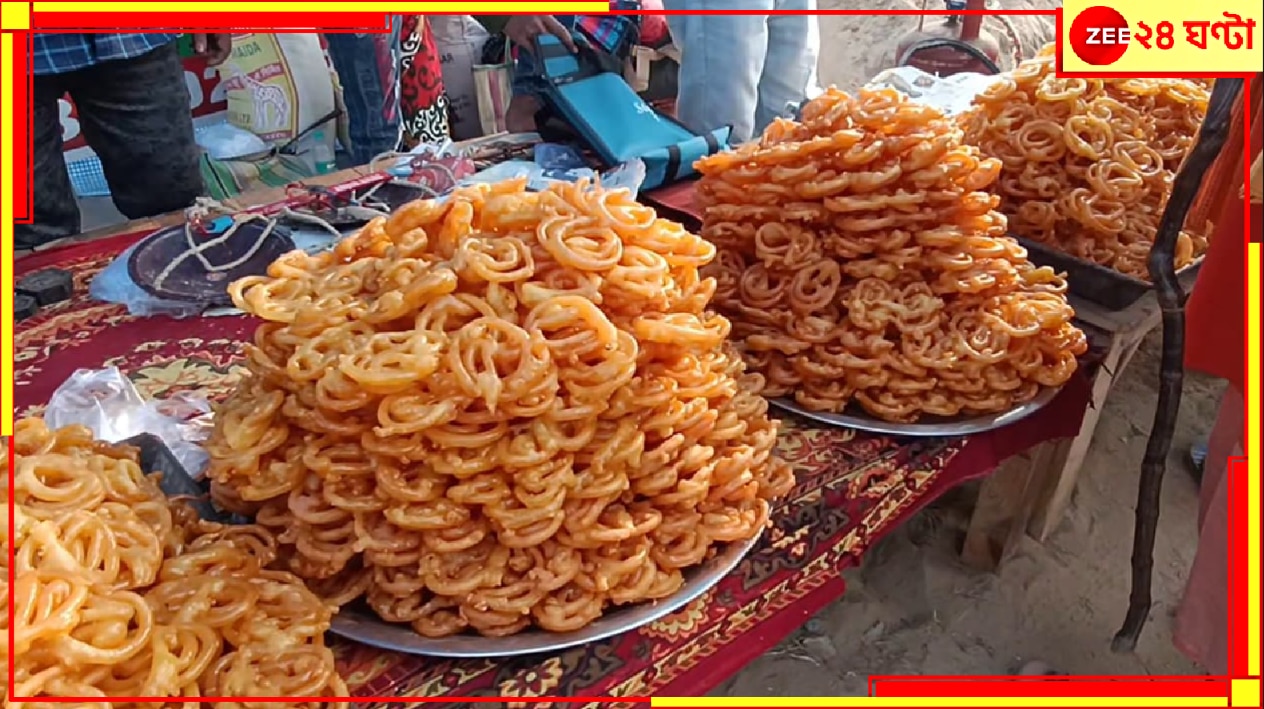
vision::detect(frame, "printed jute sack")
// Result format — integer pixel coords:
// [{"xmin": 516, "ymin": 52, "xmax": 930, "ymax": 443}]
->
[
  {"xmin": 218, "ymin": 33, "xmax": 338, "ymax": 155},
  {"xmin": 430, "ymin": 15, "xmax": 490, "ymax": 140}
]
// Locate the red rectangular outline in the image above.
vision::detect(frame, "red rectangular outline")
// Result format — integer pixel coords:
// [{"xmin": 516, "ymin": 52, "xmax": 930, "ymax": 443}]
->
[
  {"xmin": 31, "ymin": 11, "xmax": 391, "ymax": 30},
  {"xmin": 2, "ymin": 5, "xmax": 1254, "ymax": 706},
  {"xmin": 1054, "ymin": 8, "xmax": 1259, "ymax": 78},
  {"xmin": 9, "ymin": 32, "xmax": 31, "ymax": 222},
  {"xmin": 1230, "ymin": 455, "xmax": 1248, "ymax": 678}
]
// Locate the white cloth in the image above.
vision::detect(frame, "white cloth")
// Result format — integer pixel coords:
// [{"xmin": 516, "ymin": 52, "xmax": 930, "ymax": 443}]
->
[{"xmin": 662, "ymin": 0, "xmax": 821, "ymax": 143}]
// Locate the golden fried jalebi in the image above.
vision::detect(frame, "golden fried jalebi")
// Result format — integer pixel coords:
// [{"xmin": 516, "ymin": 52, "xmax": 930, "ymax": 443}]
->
[
  {"xmin": 206, "ymin": 178, "xmax": 794, "ymax": 638},
  {"xmin": 960, "ymin": 43, "xmax": 1211, "ymax": 279},
  {"xmin": 695, "ymin": 87, "xmax": 1087, "ymax": 422},
  {"xmin": 2, "ymin": 419, "xmax": 346, "ymax": 709}
]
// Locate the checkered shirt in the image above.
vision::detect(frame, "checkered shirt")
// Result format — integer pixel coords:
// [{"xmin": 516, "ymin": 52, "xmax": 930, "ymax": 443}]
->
[{"xmin": 32, "ymin": 33, "xmax": 180, "ymax": 76}]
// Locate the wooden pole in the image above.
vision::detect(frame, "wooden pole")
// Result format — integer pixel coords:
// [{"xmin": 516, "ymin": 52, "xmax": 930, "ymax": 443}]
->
[{"xmin": 1112, "ymin": 78, "xmax": 1244, "ymax": 653}]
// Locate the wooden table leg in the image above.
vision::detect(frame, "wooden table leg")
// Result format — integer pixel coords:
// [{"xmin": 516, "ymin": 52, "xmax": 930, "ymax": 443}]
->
[
  {"xmin": 961, "ymin": 441, "xmax": 1061, "ymax": 571},
  {"xmin": 1026, "ymin": 332, "xmax": 1148, "ymax": 542}
]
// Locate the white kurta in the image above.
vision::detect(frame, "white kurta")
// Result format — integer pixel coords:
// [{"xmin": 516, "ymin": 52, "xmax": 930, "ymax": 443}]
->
[{"xmin": 661, "ymin": 0, "xmax": 822, "ymax": 143}]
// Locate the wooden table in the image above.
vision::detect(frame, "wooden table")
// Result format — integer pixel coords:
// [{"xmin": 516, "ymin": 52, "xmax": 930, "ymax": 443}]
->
[{"xmin": 961, "ymin": 292, "xmax": 1161, "ymax": 570}]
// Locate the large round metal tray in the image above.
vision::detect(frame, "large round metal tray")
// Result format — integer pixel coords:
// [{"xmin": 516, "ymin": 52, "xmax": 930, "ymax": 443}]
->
[
  {"xmin": 769, "ymin": 385, "xmax": 1061, "ymax": 437},
  {"xmin": 328, "ymin": 531, "xmax": 762, "ymax": 658}
]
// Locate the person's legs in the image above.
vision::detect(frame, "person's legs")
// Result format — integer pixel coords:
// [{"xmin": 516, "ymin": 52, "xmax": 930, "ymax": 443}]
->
[
  {"xmin": 756, "ymin": 0, "xmax": 821, "ymax": 135},
  {"xmin": 16, "ymin": 74, "xmax": 79, "ymax": 248},
  {"xmin": 662, "ymin": 0, "xmax": 773, "ymax": 143},
  {"xmin": 69, "ymin": 43, "xmax": 204, "ymax": 220},
  {"xmin": 325, "ymin": 18, "xmax": 404, "ymax": 164},
  {"xmin": 1198, "ymin": 386, "xmax": 1243, "ymax": 526}
]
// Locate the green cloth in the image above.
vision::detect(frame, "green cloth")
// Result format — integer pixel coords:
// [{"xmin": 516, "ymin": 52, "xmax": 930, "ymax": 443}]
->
[{"xmin": 198, "ymin": 152, "xmax": 318, "ymax": 201}]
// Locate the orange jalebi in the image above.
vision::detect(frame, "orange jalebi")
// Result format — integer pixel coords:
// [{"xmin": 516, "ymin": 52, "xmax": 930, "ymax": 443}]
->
[
  {"xmin": 695, "ymin": 86, "xmax": 1087, "ymax": 422},
  {"xmin": 2, "ymin": 419, "xmax": 346, "ymax": 709},
  {"xmin": 960, "ymin": 44, "xmax": 1211, "ymax": 279},
  {"xmin": 206, "ymin": 178, "xmax": 794, "ymax": 638}
]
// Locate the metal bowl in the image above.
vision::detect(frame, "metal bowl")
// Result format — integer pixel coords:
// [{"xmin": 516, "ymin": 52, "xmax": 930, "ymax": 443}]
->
[
  {"xmin": 328, "ymin": 531, "xmax": 762, "ymax": 658},
  {"xmin": 768, "ymin": 386, "xmax": 1061, "ymax": 437}
]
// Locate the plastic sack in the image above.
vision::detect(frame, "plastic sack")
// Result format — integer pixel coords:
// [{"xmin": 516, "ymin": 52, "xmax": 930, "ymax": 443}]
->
[
  {"xmin": 43, "ymin": 367, "xmax": 213, "ymax": 477},
  {"xmin": 89, "ymin": 242, "xmax": 205, "ymax": 319},
  {"xmin": 534, "ymin": 143, "xmax": 587, "ymax": 171},
  {"xmin": 194, "ymin": 122, "xmax": 271, "ymax": 161},
  {"xmin": 218, "ymin": 33, "xmax": 338, "ymax": 151},
  {"xmin": 430, "ymin": 15, "xmax": 493, "ymax": 140}
]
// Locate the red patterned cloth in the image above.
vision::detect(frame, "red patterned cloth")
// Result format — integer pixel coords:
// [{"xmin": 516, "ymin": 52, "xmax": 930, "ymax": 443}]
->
[
  {"xmin": 14, "ymin": 231, "xmax": 1090, "ymax": 701},
  {"xmin": 399, "ymin": 15, "xmax": 451, "ymax": 147}
]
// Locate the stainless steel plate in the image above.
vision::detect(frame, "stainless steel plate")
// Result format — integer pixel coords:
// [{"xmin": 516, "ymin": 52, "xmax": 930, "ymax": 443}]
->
[
  {"xmin": 768, "ymin": 386, "xmax": 1061, "ymax": 437},
  {"xmin": 328, "ymin": 531, "xmax": 762, "ymax": 658}
]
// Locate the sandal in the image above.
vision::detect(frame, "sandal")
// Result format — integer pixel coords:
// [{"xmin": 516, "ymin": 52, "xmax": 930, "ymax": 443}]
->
[{"xmin": 1189, "ymin": 440, "xmax": 1208, "ymax": 483}]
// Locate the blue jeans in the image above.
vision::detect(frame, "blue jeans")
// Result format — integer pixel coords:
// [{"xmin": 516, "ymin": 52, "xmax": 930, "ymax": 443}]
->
[{"xmin": 326, "ymin": 19, "xmax": 403, "ymax": 164}]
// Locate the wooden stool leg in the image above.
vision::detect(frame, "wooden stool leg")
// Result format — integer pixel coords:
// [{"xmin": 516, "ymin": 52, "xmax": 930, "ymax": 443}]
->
[
  {"xmin": 1026, "ymin": 333, "xmax": 1146, "ymax": 542},
  {"xmin": 961, "ymin": 441, "xmax": 1060, "ymax": 571}
]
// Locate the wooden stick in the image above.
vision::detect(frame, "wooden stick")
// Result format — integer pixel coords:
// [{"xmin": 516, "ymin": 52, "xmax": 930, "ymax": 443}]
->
[{"xmin": 1112, "ymin": 78, "xmax": 1243, "ymax": 653}]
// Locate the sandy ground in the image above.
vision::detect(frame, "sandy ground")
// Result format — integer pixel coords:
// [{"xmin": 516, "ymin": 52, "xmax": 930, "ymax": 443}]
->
[
  {"xmin": 720, "ymin": 330, "xmax": 1217, "ymax": 695},
  {"xmin": 717, "ymin": 2, "xmax": 1216, "ymax": 693},
  {"xmin": 812, "ymin": 0, "xmax": 1065, "ymax": 91}
]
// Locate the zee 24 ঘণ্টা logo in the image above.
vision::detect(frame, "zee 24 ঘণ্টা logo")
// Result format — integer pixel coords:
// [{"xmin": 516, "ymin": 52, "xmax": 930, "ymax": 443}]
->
[{"xmin": 1068, "ymin": 5, "xmax": 1256, "ymax": 66}]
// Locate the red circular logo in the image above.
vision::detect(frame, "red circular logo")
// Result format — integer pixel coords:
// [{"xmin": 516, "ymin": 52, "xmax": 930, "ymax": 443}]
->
[{"xmin": 1068, "ymin": 6, "xmax": 1131, "ymax": 66}]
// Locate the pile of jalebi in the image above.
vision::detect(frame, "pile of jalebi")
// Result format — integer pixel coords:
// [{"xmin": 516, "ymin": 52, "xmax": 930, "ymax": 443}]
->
[
  {"xmin": 205, "ymin": 178, "xmax": 794, "ymax": 638},
  {"xmin": 960, "ymin": 44, "xmax": 1211, "ymax": 279},
  {"xmin": 695, "ymin": 86, "xmax": 1087, "ymax": 422},
  {"xmin": 3, "ymin": 418, "xmax": 347, "ymax": 709}
]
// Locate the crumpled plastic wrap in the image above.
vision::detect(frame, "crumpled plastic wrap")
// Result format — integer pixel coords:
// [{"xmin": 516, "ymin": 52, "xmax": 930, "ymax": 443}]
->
[
  {"xmin": 865, "ymin": 66, "xmax": 1000, "ymax": 117},
  {"xmin": 462, "ymin": 156, "xmax": 647, "ymax": 196},
  {"xmin": 43, "ymin": 367, "xmax": 214, "ymax": 477}
]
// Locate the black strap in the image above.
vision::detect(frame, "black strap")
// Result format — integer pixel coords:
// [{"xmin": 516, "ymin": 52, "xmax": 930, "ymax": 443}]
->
[
  {"xmin": 665, "ymin": 144, "xmax": 682, "ymax": 180},
  {"xmin": 896, "ymin": 38, "xmax": 1002, "ymax": 75},
  {"xmin": 664, "ymin": 132, "xmax": 720, "ymax": 180}
]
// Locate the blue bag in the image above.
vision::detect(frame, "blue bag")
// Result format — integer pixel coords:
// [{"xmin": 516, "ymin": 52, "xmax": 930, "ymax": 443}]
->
[{"xmin": 532, "ymin": 34, "xmax": 730, "ymax": 190}]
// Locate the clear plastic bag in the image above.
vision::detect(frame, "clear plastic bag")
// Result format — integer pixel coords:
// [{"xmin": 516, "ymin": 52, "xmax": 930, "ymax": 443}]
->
[
  {"xmin": 461, "ymin": 157, "xmax": 646, "ymax": 195},
  {"xmin": 195, "ymin": 121, "xmax": 271, "ymax": 161},
  {"xmin": 44, "ymin": 367, "xmax": 213, "ymax": 477},
  {"xmin": 865, "ymin": 66, "xmax": 1001, "ymax": 117},
  {"xmin": 600, "ymin": 159, "xmax": 647, "ymax": 196},
  {"xmin": 534, "ymin": 143, "xmax": 587, "ymax": 171},
  {"xmin": 89, "ymin": 243, "xmax": 206, "ymax": 319}
]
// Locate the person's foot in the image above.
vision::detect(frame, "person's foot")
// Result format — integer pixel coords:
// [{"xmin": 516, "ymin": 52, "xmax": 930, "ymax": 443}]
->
[{"xmin": 1189, "ymin": 441, "xmax": 1208, "ymax": 483}]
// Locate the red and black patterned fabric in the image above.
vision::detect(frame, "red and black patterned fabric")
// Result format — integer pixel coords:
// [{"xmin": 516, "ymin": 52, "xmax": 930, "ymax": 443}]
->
[{"xmin": 399, "ymin": 15, "xmax": 452, "ymax": 147}]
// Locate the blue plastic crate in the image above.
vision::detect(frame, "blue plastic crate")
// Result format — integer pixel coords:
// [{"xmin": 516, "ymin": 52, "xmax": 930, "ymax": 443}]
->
[{"xmin": 65, "ymin": 154, "xmax": 112, "ymax": 198}]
